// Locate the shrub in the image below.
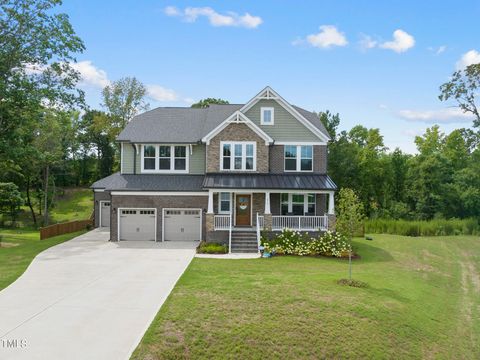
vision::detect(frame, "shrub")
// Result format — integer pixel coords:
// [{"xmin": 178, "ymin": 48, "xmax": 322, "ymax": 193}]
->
[
  {"xmin": 365, "ymin": 218, "xmax": 480, "ymax": 236},
  {"xmin": 262, "ymin": 229, "xmax": 351, "ymax": 258},
  {"xmin": 197, "ymin": 241, "xmax": 228, "ymax": 254}
]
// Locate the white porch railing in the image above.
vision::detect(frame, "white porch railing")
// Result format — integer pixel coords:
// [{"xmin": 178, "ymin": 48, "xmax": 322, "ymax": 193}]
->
[
  {"xmin": 258, "ymin": 215, "xmax": 264, "ymax": 230},
  {"xmin": 214, "ymin": 215, "xmax": 231, "ymax": 230},
  {"xmin": 272, "ymin": 215, "xmax": 328, "ymax": 231}
]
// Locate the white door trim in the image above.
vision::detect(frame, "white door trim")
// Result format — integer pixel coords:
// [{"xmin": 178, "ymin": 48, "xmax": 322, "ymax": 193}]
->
[
  {"xmin": 117, "ymin": 207, "xmax": 157, "ymax": 242},
  {"xmin": 162, "ymin": 208, "xmax": 203, "ymax": 242}
]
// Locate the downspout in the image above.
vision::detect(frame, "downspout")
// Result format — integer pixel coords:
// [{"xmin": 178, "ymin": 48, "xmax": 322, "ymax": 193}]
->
[{"xmin": 132, "ymin": 143, "xmax": 137, "ymax": 174}]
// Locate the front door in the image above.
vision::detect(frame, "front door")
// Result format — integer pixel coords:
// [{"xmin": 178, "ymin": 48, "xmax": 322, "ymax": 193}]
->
[{"xmin": 235, "ymin": 194, "xmax": 251, "ymax": 226}]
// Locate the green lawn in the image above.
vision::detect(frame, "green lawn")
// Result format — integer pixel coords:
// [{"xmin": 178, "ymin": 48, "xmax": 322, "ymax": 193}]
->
[
  {"xmin": 0, "ymin": 228, "xmax": 85, "ymax": 291},
  {"xmin": 8, "ymin": 187, "xmax": 93, "ymax": 227},
  {"xmin": 49, "ymin": 188, "xmax": 93, "ymax": 223},
  {"xmin": 132, "ymin": 234, "xmax": 480, "ymax": 359}
]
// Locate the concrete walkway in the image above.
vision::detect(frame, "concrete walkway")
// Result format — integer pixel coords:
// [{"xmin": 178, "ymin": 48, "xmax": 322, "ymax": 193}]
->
[{"xmin": 0, "ymin": 229, "xmax": 196, "ymax": 360}]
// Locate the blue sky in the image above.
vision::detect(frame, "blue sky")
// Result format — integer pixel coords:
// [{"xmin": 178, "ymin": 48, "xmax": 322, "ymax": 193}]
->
[{"xmin": 60, "ymin": 0, "xmax": 480, "ymax": 153}]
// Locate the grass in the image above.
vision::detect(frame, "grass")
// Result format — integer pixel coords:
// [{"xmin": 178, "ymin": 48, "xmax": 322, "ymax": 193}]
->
[
  {"xmin": 49, "ymin": 188, "xmax": 93, "ymax": 223},
  {"xmin": 3, "ymin": 187, "xmax": 93, "ymax": 227},
  {"xmin": 0, "ymin": 228, "xmax": 85, "ymax": 291},
  {"xmin": 132, "ymin": 234, "xmax": 480, "ymax": 359},
  {"xmin": 365, "ymin": 218, "xmax": 480, "ymax": 236}
]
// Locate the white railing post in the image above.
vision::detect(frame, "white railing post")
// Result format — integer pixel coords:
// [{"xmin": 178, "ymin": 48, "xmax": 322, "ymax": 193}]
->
[
  {"xmin": 256, "ymin": 212, "xmax": 261, "ymax": 252},
  {"xmin": 228, "ymin": 213, "xmax": 232, "ymax": 254}
]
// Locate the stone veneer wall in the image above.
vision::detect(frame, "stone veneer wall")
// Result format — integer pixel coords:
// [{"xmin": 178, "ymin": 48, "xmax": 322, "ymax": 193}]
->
[{"xmin": 206, "ymin": 123, "xmax": 269, "ymax": 173}]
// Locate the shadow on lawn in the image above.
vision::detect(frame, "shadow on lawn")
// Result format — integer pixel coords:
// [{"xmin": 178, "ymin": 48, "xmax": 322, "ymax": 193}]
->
[{"xmin": 354, "ymin": 241, "xmax": 395, "ymax": 263}]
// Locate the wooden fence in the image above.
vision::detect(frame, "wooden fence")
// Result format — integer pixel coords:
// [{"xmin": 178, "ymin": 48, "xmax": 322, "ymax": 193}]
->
[{"xmin": 40, "ymin": 219, "xmax": 93, "ymax": 240}]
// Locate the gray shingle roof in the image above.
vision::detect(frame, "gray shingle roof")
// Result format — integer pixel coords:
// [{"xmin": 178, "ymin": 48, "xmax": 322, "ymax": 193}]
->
[
  {"xmin": 91, "ymin": 172, "xmax": 205, "ymax": 191},
  {"xmin": 117, "ymin": 103, "xmax": 330, "ymax": 143},
  {"xmin": 203, "ymin": 173, "xmax": 337, "ymax": 190}
]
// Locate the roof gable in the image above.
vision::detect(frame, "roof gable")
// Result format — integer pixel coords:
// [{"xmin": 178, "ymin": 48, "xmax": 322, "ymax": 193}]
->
[
  {"xmin": 240, "ymin": 86, "xmax": 330, "ymax": 142},
  {"xmin": 201, "ymin": 111, "xmax": 273, "ymax": 145}
]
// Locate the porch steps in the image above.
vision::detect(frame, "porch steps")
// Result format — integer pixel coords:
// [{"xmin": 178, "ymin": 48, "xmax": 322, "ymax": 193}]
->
[{"xmin": 231, "ymin": 231, "xmax": 258, "ymax": 253}]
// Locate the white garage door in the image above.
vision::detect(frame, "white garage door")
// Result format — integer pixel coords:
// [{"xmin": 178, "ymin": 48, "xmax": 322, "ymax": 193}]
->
[
  {"xmin": 164, "ymin": 209, "xmax": 201, "ymax": 241},
  {"xmin": 100, "ymin": 201, "xmax": 110, "ymax": 227},
  {"xmin": 119, "ymin": 209, "xmax": 156, "ymax": 241}
]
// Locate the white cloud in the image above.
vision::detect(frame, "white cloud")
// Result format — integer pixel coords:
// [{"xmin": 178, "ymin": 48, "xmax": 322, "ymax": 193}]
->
[
  {"xmin": 296, "ymin": 25, "xmax": 348, "ymax": 49},
  {"xmin": 436, "ymin": 45, "xmax": 447, "ymax": 55},
  {"xmin": 146, "ymin": 84, "xmax": 178, "ymax": 102},
  {"xmin": 359, "ymin": 34, "xmax": 377, "ymax": 51},
  {"xmin": 398, "ymin": 107, "xmax": 473, "ymax": 123},
  {"xmin": 164, "ymin": 5, "xmax": 180, "ymax": 16},
  {"xmin": 380, "ymin": 29, "xmax": 415, "ymax": 53},
  {"xmin": 379, "ymin": 104, "xmax": 388, "ymax": 110},
  {"xmin": 456, "ymin": 49, "xmax": 480, "ymax": 70},
  {"xmin": 70, "ymin": 60, "xmax": 110, "ymax": 88},
  {"xmin": 164, "ymin": 6, "xmax": 262, "ymax": 29}
]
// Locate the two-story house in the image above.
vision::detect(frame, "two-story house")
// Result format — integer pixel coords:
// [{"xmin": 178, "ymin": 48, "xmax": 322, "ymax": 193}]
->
[{"xmin": 91, "ymin": 87, "xmax": 337, "ymax": 252}]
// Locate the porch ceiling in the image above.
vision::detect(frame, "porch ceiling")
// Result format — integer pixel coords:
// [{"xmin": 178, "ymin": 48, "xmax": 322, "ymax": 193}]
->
[{"xmin": 203, "ymin": 173, "xmax": 337, "ymax": 191}]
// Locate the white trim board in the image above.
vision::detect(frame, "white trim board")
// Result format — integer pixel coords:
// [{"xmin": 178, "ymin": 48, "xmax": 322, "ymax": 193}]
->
[
  {"xmin": 239, "ymin": 86, "xmax": 330, "ymax": 142},
  {"xmin": 206, "ymin": 189, "xmax": 335, "ymax": 194},
  {"xmin": 111, "ymin": 191, "xmax": 208, "ymax": 196},
  {"xmin": 201, "ymin": 111, "xmax": 273, "ymax": 145}
]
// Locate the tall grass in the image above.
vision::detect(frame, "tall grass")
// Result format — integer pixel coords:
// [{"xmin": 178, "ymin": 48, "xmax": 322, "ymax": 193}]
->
[{"xmin": 365, "ymin": 218, "xmax": 480, "ymax": 237}]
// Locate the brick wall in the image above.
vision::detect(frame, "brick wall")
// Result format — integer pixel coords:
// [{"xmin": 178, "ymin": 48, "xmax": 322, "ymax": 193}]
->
[
  {"xmin": 110, "ymin": 194, "xmax": 208, "ymax": 241},
  {"xmin": 206, "ymin": 123, "xmax": 269, "ymax": 173}
]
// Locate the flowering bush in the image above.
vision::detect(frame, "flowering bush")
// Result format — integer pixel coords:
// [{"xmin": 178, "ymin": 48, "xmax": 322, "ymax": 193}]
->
[{"xmin": 261, "ymin": 229, "xmax": 351, "ymax": 258}]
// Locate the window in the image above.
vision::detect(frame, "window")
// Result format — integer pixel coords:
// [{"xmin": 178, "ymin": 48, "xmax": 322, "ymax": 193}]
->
[
  {"xmin": 141, "ymin": 145, "xmax": 188, "ymax": 173},
  {"xmin": 159, "ymin": 146, "xmax": 171, "ymax": 170},
  {"xmin": 219, "ymin": 192, "xmax": 231, "ymax": 214},
  {"xmin": 174, "ymin": 146, "xmax": 186, "ymax": 170},
  {"xmin": 261, "ymin": 107, "xmax": 274, "ymax": 125},
  {"xmin": 284, "ymin": 145, "xmax": 297, "ymax": 171},
  {"xmin": 280, "ymin": 193, "xmax": 316, "ymax": 215},
  {"xmin": 284, "ymin": 145, "xmax": 313, "ymax": 171},
  {"xmin": 143, "ymin": 145, "xmax": 156, "ymax": 170},
  {"xmin": 223, "ymin": 144, "xmax": 231, "ymax": 170},
  {"xmin": 220, "ymin": 142, "xmax": 256, "ymax": 171}
]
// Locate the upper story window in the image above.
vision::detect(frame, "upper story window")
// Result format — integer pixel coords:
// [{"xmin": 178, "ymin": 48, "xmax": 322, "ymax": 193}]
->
[
  {"xmin": 141, "ymin": 144, "xmax": 188, "ymax": 173},
  {"xmin": 260, "ymin": 107, "xmax": 274, "ymax": 125},
  {"xmin": 284, "ymin": 145, "xmax": 313, "ymax": 172},
  {"xmin": 220, "ymin": 141, "xmax": 256, "ymax": 171}
]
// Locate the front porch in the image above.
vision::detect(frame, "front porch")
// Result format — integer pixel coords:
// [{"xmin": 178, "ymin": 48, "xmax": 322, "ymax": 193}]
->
[{"xmin": 205, "ymin": 190, "xmax": 336, "ymax": 237}]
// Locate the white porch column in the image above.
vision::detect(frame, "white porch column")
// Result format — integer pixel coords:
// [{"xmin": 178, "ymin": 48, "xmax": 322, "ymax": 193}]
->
[
  {"xmin": 328, "ymin": 192, "xmax": 335, "ymax": 214},
  {"xmin": 207, "ymin": 190, "xmax": 214, "ymax": 214},
  {"xmin": 264, "ymin": 192, "xmax": 271, "ymax": 214}
]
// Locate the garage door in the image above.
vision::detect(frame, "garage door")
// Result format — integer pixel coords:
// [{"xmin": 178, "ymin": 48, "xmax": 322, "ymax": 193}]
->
[
  {"xmin": 164, "ymin": 209, "xmax": 201, "ymax": 241},
  {"xmin": 119, "ymin": 209, "xmax": 156, "ymax": 241},
  {"xmin": 100, "ymin": 201, "xmax": 110, "ymax": 227}
]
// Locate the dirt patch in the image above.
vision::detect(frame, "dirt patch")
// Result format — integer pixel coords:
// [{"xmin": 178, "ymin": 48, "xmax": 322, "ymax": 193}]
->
[{"xmin": 0, "ymin": 242, "xmax": 19, "ymax": 248}]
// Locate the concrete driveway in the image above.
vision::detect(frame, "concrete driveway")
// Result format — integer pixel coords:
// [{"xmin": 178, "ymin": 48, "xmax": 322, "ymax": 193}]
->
[{"xmin": 0, "ymin": 229, "xmax": 197, "ymax": 360}]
